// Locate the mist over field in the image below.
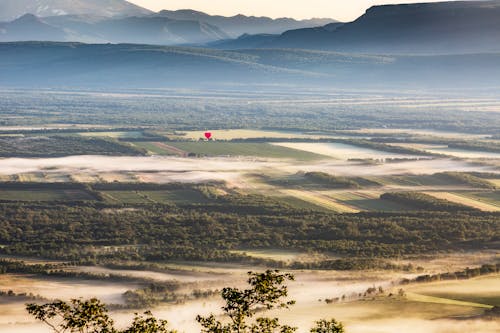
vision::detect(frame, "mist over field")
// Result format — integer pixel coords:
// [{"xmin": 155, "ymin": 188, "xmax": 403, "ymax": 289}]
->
[{"xmin": 0, "ymin": 1, "xmax": 500, "ymax": 333}]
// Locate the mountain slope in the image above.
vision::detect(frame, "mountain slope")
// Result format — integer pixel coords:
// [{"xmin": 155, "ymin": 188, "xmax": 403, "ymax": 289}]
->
[
  {"xmin": 156, "ymin": 9, "xmax": 337, "ymax": 37},
  {"xmin": 1, "ymin": 14, "xmax": 230, "ymax": 44},
  {"xmin": 225, "ymin": 0, "xmax": 500, "ymax": 54},
  {"xmin": 2, "ymin": 42, "xmax": 500, "ymax": 89},
  {"xmin": 0, "ymin": 0, "xmax": 152, "ymax": 21},
  {"xmin": 94, "ymin": 16, "xmax": 229, "ymax": 44},
  {"xmin": 0, "ymin": 14, "xmax": 67, "ymax": 42},
  {"xmin": 213, "ymin": 23, "xmax": 344, "ymax": 50}
]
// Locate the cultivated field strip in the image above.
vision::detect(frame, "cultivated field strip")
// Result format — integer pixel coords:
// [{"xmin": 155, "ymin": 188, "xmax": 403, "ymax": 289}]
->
[{"xmin": 423, "ymin": 192, "xmax": 500, "ymax": 212}]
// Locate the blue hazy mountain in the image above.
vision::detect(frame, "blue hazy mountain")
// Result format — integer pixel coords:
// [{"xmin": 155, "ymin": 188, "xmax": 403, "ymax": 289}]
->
[
  {"xmin": 0, "ymin": 2, "xmax": 337, "ymax": 45},
  {"xmin": 155, "ymin": 9, "xmax": 337, "ymax": 38},
  {"xmin": 212, "ymin": 23, "xmax": 344, "ymax": 49},
  {"xmin": 0, "ymin": 14, "xmax": 68, "ymax": 42},
  {"xmin": 0, "ymin": 14, "xmax": 230, "ymax": 44},
  {"xmin": 215, "ymin": 1, "xmax": 500, "ymax": 54},
  {"xmin": 1, "ymin": 42, "xmax": 500, "ymax": 89},
  {"xmin": 0, "ymin": 0, "xmax": 152, "ymax": 22}
]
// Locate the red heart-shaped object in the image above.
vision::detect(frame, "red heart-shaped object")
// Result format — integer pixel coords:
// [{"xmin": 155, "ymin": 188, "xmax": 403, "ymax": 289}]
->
[{"xmin": 204, "ymin": 132, "xmax": 212, "ymax": 139}]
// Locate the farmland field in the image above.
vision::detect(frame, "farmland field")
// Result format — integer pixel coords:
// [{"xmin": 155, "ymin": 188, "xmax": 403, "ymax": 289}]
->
[
  {"xmin": 423, "ymin": 191, "xmax": 500, "ymax": 211},
  {"xmin": 101, "ymin": 189, "xmax": 210, "ymax": 204},
  {"xmin": 271, "ymin": 142, "xmax": 424, "ymax": 160},
  {"xmin": 0, "ymin": 189, "xmax": 94, "ymax": 201},
  {"xmin": 456, "ymin": 191, "xmax": 500, "ymax": 208},
  {"xmin": 488, "ymin": 179, "xmax": 500, "ymax": 187},
  {"xmin": 174, "ymin": 129, "xmax": 329, "ymax": 140},
  {"xmin": 326, "ymin": 191, "xmax": 415, "ymax": 211},
  {"xmin": 406, "ymin": 274, "xmax": 500, "ymax": 307},
  {"xmin": 140, "ymin": 189, "xmax": 210, "ymax": 204},
  {"xmin": 391, "ymin": 143, "xmax": 500, "ymax": 159},
  {"xmin": 79, "ymin": 131, "xmax": 145, "ymax": 139},
  {"xmin": 131, "ymin": 142, "xmax": 179, "ymax": 156},
  {"xmin": 166, "ymin": 142, "xmax": 328, "ymax": 160},
  {"xmin": 280, "ymin": 189, "xmax": 360, "ymax": 212},
  {"xmin": 0, "ymin": 89, "xmax": 499, "ymax": 333}
]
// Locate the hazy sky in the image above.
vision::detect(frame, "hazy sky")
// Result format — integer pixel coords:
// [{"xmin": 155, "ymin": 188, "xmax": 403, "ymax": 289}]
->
[{"xmin": 128, "ymin": 0, "xmax": 463, "ymax": 21}]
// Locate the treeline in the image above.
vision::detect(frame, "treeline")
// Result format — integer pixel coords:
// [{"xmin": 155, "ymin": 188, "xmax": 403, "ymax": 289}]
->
[
  {"xmin": 0, "ymin": 196, "xmax": 498, "ymax": 261},
  {"xmin": 435, "ymin": 172, "xmax": 497, "ymax": 189},
  {"xmin": 304, "ymin": 172, "xmax": 361, "ymax": 189},
  {"xmin": 0, "ymin": 136, "xmax": 146, "ymax": 157},
  {"xmin": 116, "ymin": 281, "xmax": 219, "ymax": 309},
  {"xmin": 448, "ymin": 142, "xmax": 500, "ymax": 153},
  {"xmin": 380, "ymin": 192, "xmax": 477, "ymax": 212},
  {"xmin": 0, "ymin": 127, "xmax": 150, "ymax": 135},
  {"xmin": 0, "ymin": 260, "xmax": 154, "ymax": 283},
  {"xmin": 401, "ymin": 263, "xmax": 499, "ymax": 284}
]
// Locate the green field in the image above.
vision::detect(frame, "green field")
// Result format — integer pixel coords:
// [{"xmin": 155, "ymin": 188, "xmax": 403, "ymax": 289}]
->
[
  {"xmin": 166, "ymin": 142, "xmax": 328, "ymax": 160},
  {"xmin": 458, "ymin": 191, "xmax": 500, "ymax": 207},
  {"xmin": 276, "ymin": 195, "xmax": 333, "ymax": 211},
  {"xmin": 79, "ymin": 131, "xmax": 145, "ymax": 139},
  {"xmin": 280, "ymin": 189, "xmax": 360, "ymax": 212},
  {"xmin": 0, "ymin": 189, "xmax": 95, "ymax": 201},
  {"xmin": 131, "ymin": 142, "xmax": 176, "ymax": 155},
  {"xmin": 407, "ymin": 274, "xmax": 500, "ymax": 307},
  {"xmin": 101, "ymin": 191, "xmax": 151, "ymax": 204},
  {"xmin": 327, "ymin": 191, "xmax": 415, "ymax": 211},
  {"xmin": 141, "ymin": 189, "xmax": 210, "ymax": 204}
]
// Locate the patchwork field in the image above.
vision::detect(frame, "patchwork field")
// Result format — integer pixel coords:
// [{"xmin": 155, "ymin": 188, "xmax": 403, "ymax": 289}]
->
[
  {"xmin": 271, "ymin": 142, "xmax": 423, "ymax": 160},
  {"xmin": 423, "ymin": 191, "xmax": 500, "ymax": 212},
  {"xmin": 79, "ymin": 131, "xmax": 145, "ymax": 139},
  {"xmin": 101, "ymin": 189, "xmax": 210, "ymax": 204},
  {"xmin": 280, "ymin": 189, "xmax": 360, "ymax": 212},
  {"xmin": 391, "ymin": 143, "xmax": 500, "ymax": 159},
  {"xmin": 172, "ymin": 129, "xmax": 328, "ymax": 140},
  {"xmin": 0, "ymin": 189, "xmax": 95, "ymax": 201},
  {"xmin": 131, "ymin": 142, "xmax": 180, "ymax": 156},
  {"xmin": 488, "ymin": 179, "xmax": 500, "ymax": 187},
  {"xmin": 325, "ymin": 191, "xmax": 415, "ymax": 211},
  {"xmin": 166, "ymin": 142, "xmax": 328, "ymax": 160},
  {"xmin": 406, "ymin": 274, "xmax": 500, "ymax": 307}
]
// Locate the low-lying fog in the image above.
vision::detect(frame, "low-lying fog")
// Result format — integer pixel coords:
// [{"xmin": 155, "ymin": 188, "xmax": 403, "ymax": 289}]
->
[
  {"xmin": 0, "ymin": 155, "xmax": 497, "ymax": 186},
  {"xmin": 1, "ymin": 259, "xmax": 498, "ymax": 333}
]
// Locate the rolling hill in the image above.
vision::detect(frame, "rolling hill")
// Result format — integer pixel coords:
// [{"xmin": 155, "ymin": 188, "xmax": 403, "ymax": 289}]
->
[{"xmin": 1, "ymin": 42, "xmax": 500, "ymax": 89}]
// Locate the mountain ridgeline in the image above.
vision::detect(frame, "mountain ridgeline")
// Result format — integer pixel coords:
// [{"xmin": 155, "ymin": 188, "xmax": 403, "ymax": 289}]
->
[
  {"xmin": 155, "ymin": 9, "xmax": 336, "ymax": 37},
  {"xmin": 2, "ymin": 1, "xmax": 500, "ymax": 89},
  {"xmin": 2, "ymin": 0, "xmax": 500, "ymax": 54},
  {"xmin": 0, "ymin": 0, "xmax": 152, "ymax": 22},
  {"xmin": 216, "ymin": 0, "xmax": 500, "ymax": 54},
  {"xmin": 2, "ymin": 42, "xmax": 500, "ymax": 89},
  {"xmin": 0, "ymin": 1, "xmax": 336, "ymax": 45}
]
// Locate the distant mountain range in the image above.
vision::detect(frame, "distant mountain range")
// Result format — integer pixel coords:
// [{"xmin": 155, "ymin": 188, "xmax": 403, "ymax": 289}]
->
[
  {"xmin": 0, "ymin": 0, "xmax": 337, "ymax": 45},
  {"xmin": 0, "ymin": 0, "xmax": 152, "ymax": 22},
  {"xmin": 2, "ymin": 0, "xmax": 500, "ymax": 54},
  {"xmin": 217, "ymin": 0, "xmax": 500, "ymax": 54},
  {"xmin": 2, "ymin": 42, "xmax": 500, "ymax": 89},
  {"xmin": 0, "ymin": 13, "xmax": 229, "ymax": 44},
  {"xmin": 156, "ymin": 9, "xmax": 336, "ymax": 37}
]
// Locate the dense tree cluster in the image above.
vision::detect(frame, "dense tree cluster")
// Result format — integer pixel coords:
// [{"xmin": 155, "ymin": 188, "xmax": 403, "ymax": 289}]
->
[
  {"xmin": 0, "ymin": 136, "xmax": 146, "ymax": 157},
  {"xmin": 0, "ymin": 193, "xmax": 497, "ymax": 262}
]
